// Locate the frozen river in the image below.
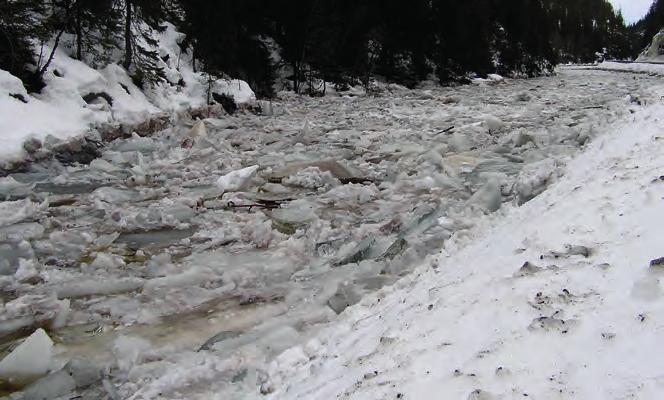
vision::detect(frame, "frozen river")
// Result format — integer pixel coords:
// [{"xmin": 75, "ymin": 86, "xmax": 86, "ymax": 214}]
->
[{"xmin": 0, "ymin": 67, "xmax": 656, "ymax": 399}]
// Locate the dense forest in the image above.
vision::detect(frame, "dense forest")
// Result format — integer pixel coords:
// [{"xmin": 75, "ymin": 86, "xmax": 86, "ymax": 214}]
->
[{"xmin": 0, "ymin": 0, "xmax": 657, "ymax": 97}]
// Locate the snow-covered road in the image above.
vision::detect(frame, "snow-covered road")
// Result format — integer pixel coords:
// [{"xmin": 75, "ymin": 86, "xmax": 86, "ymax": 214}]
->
[{"xmin": 0, "ymin": 68, "xmax": 661, "ymax": 399}]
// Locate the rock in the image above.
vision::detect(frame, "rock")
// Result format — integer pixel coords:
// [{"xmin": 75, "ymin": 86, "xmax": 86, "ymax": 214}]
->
[
  {"xmin": 637, "ymin": 28, "xmax": 664, "ymax": 62},
  {"xmin": 467, "ymin": 389, "xmax": 496, "ymax": 400},
  {"xmin": 528, "ymin": 316, "xmax": 573, "ymax": 333},
  {"xmin": 650, "ymin": 257, "xmax": 664, "ymax": 268},
  {"xmin": 0, "ymin": 329, "xmax": 54, "ymax": 386},
  {"xmin": 42, "ymin": 135, "xmax": 62, "ymax": 150},
  {"xmin": 212, "ymin": 92, "xmax": 238, "ymax": 115},
  {"xmin": 515, "ymin": 92, "xmax": 532, "ymax": 102},
  {"xmin": 22, "ymin": 138, "xmax": 42, "ymax": 154},
  {"xmin": 82, "ymin": 92, "xmax": 114, "ymax": 106},
  {"xmin": 514, "ymin": 261, "xmax": 541, "ymax": 277},
  {"xmin": 53, "ymin": 138, "xmax": 102, "ymax": 166}
]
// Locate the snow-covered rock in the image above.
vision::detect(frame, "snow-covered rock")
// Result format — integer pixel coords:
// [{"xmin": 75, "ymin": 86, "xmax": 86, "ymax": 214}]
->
[
  {"xmin": 0, "ymin": 22, "xmax": 256, "ymax": 165},
  {"xmin": 637, "ymin": 29, "xmax": 664, "ymax": 63}
]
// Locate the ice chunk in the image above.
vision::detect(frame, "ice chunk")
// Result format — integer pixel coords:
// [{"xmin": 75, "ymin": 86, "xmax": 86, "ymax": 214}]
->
[
  {"xmin": 55, "ymin": 278, "xmax": 144, "ymax": 299},
  {"xmin": 89, "ymin": 252, "xmax": 126, "ymax": 270},
  {"xmin": 448, "ymin": 132, "xmax": 472, "ymax": 153},
  {"xmin": 271, "ymin": 200, "xmax": 318, "ymax": 226},
  {"xmin": 0, "ymin": 176, "xmax": 34, "ymax": 199},
  {"xmin": 91, "ymin": 186, "xmax": 137, "ymax": 203},
  {"xmin": 327, "ymin": 282, "xmax": 362, "ymax": 314},
  {"xmin": 113, "ymin": 335, "xmax": 151, "ymax": 371},
  {"xmin": 143, "ymin": 267, "xmax": 213, "ymax": 292},
  {"xmin": 0, "ymin": 222, "xmax": 44, "ymax": 242},
  {"xmin": 468, "ymin": 177, "xmax": 502, "ymax": 213},
  {"xmin": 0, "ymin": 242, "xmax": 34, "ymax": 276},
  {"xmin": 333, "ymin": 237, "xmax": 377, "ymax": 267},
  {"xmin": 515, "ymin": 158, "xmax": 563, "ymax": 204},
  {"xmin": 187, "ymin": 120, "xmax": 207, "ymax": 140},
  {"xmin": 270, "ymin": 159, "xmax": 356, "ymax": 183},
  {"xmin": 283, "ymin": 167, "xmax": 339, "ymax": 189},
  {"xmin": 64, "ymin": 358, "xmax": 101, "ymax": 389},
  {"xmin": 20, "ymin": 369, "xmax": 76, "ymax": 399},
  {"xmin": 216, "ymin": 165, "xmax": 259, "ymax": 193},
  {"xmin": 14, "ymin": 259, "xmax": 39, "ymax": 283},
  {"xmin": 115, "ymin": 133, "xmax": 157, "ymax": 153},
  {"xmin": 0, "ymin": 328, "xmax": 54, "ymax": 386},
  {"xmin": 484, "ymin": 115, "xmax": 505, "ymax": 132},
  {"xmin": 0, "ymin": 199, "xmax": 45, "ymax": 227},
  {"xmin": 198, "ymin": 331, "xmax": 242, "ymax": 352},
  {"xmin": 324, "ymin": 184, "xmax": 377, "ymax": 206}
]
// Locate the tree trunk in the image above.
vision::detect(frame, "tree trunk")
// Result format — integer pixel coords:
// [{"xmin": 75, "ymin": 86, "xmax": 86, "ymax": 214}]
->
[
  {"xmin": 123, "ymin": 0, "xmax": 133, "ymax": 70},
  {"xmin": 38, "ymin": 28, "xmax": 65, "ymax": 78},
  {"xmin": 75, "ymin": 5, "xmax": 82, "ymax": 60},
  {"xmin": 292, "ymin": 61, "xmax": 299, "ymax": 93}
]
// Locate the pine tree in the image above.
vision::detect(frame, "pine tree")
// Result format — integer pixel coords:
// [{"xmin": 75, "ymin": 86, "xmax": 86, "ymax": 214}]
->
[
  {"xmin": 120, "ymin": 0, "xmax": 169, "ymax": 87},
  {"xmin": 0, "ymin": 0, "xmax": 47, "ymax": 91}
]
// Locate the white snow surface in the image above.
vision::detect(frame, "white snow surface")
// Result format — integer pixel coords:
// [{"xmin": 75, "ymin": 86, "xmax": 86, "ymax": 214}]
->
[
  {"xmin": 265, "ymin": 87, "xmax": 664, "ymax": 399},
  {"xmin": 0, "ymin": 23, "xmax": 255, "ymax": 164},
  {"xmin": 581, "ymin": 61, "xmax": 664, "ymax": 75}
]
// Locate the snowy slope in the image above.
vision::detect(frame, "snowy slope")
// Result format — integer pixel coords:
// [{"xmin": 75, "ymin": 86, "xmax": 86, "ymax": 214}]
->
[
  {"xmin": 637, "ymin": 29, "xmax": 664, "ymax": 63},
  {"xmin": 0, "ymin": 23, "xmax": 255, "ymax": 166},
  {"xmin": 265, "ymin": 87, "xmax": 664, "ymax": 399}
]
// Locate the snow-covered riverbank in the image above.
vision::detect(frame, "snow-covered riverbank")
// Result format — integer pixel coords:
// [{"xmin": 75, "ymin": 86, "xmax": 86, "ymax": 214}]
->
[
  {"xmin": 0, "ymin": 67, "xmax": 661, "ymax": 399},
  {"xmin": 266, "ymin": 78, "xmax": 664, "ymax": 399}
]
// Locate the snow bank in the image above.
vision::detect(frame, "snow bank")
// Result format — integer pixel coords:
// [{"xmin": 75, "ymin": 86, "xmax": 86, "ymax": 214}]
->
[
  {"xmin": 265, "ymin": 86, "xmax": 664, "ymax": 399},
  {"xmin": 0, "ymin": 23, "xmax": 256, "ymax": 165},
  {"xmin": 574, "ymin": 61, "xmax": 664, "ymax": 75}
]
